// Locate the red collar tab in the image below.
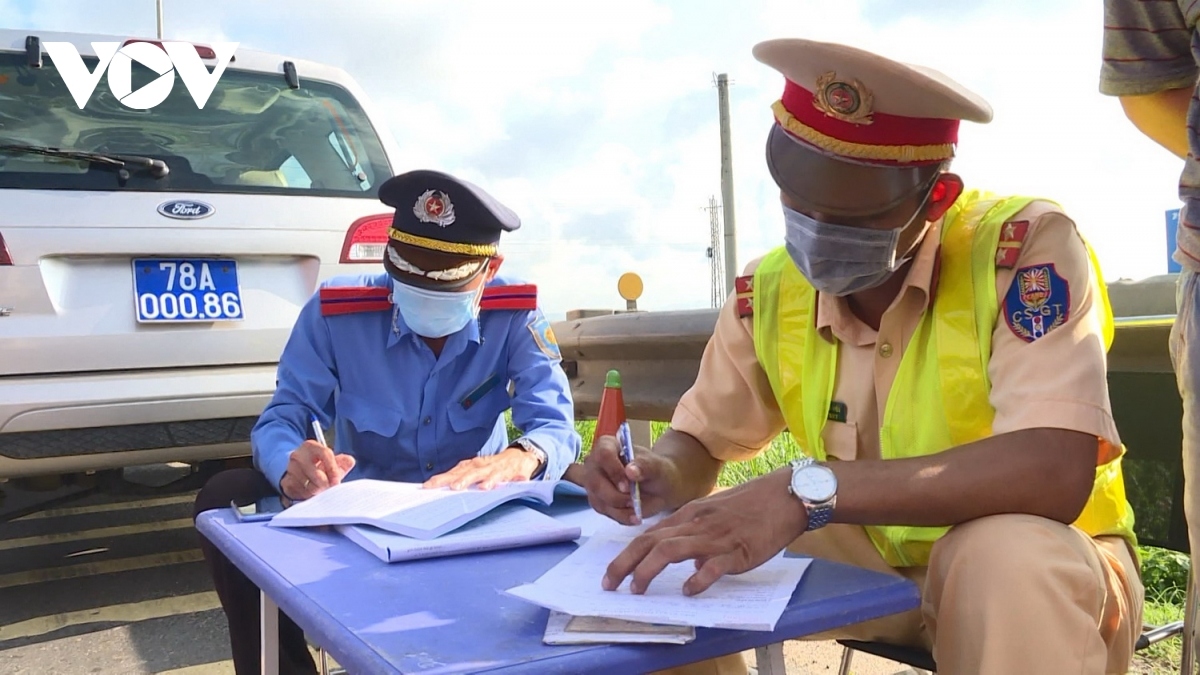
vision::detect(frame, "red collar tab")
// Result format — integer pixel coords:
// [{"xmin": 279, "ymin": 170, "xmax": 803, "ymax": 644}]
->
[
  {"xmin": 319, "ymin": 286, "xmax": 391, "ymax": 316},
  {"xmin": 481, "ymin": 284, "xmax": 538, "ymax": 311}
]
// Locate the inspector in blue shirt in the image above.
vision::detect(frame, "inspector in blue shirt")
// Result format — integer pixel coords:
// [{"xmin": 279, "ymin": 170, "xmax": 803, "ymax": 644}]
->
[
  {"xmin": 251, "ymin": 169, "xmax": 580, "ymax": 500},
  {"xmin": 252, "ymin": 272, "xmax": 578, "ymax": 492}
]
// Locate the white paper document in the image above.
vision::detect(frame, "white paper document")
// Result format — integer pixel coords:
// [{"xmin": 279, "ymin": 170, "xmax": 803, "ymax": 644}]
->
[
  {"xmin": 506, "ymin": 526, "xmax": 811, "ymax": 632},
  {"xmin": 267, "ymin": 478, "xmax": 558, "ymax": 539},
  {"xmin": 543, "ymin": 610, "xmax": 696, "ymax": 645},
  {"xmin": 338, "ymin": 504, "xmax": 581, "ymax": 563}
]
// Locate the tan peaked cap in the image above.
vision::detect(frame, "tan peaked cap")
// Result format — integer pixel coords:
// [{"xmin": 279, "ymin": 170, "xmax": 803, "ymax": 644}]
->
[
  {"xmin": 754, "ymin": 38, "xmax": 993, "ymax": 215},
  {"xmin": 753, "ymin": 38, "xmax": 993, "ymax": 126}
]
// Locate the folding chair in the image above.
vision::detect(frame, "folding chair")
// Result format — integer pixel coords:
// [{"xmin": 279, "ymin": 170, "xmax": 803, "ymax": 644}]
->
[{"xmin": 837, "ymin": 370, "xmax": 1196, "ymax": 675}]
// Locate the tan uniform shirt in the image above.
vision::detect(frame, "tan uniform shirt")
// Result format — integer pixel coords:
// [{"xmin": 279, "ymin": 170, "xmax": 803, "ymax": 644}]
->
[{"xmin": 672, "ymin": 201, "xmax": 1122, "ymax": 465}]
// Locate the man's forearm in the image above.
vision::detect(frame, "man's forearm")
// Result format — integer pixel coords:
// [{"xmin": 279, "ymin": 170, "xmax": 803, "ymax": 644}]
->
[
  {"xmin": 828, "ymin": 428, "xmax": 1098, "ymax": 527},
  {"xmin": 1120, "ymin": 88, "xmax": 1192, "ymax": 160},
  {"xmin": 650, "ymin": 429, "xmax": 724, "ymax": 509}
]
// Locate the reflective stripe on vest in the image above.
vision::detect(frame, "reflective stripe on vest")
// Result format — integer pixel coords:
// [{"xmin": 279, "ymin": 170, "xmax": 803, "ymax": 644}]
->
[{"xmin": 752, "ymin": 189, "xmax": 1135, "ymax": 567}]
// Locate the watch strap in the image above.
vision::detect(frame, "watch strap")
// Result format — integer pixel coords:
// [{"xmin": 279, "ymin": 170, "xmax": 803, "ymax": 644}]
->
[{"xmin": 511, "ymin": 437, "xmax": 548, "ymax": 478}]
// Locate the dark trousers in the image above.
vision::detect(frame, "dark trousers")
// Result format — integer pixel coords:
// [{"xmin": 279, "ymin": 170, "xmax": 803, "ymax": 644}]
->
[{"xmin": 194, "ymin": 468, "xmax": 317, "ymax": 675}]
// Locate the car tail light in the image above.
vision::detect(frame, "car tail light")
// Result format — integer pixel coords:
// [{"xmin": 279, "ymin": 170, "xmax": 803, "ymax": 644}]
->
[
  {"xmin": 340, "ymin": 214, "xmax": 392, "ymax": 263},
  {"xmin": 120, "ymin": 39, "xmax": 227, "ymax": 61},
  {"xmin": 0, "ymin": 233, "xmax": 11, "ymax": 265}
]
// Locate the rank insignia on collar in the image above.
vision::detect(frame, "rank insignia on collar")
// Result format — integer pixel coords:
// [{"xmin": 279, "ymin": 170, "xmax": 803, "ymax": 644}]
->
[
  {"xmin": 735, "ymin": 275, "xmax": 754, "ymax": 318},
  {"xmin": 1004, "ymin": 263, "xmax": 1070, "ymax": 343},
  {"xmin": 995, "ymin": 220, "xmax": 1030, "ymax": 269},
  {"xmin": 813, "ymin": 72, "xmax": 874, "ymax": 126},
  {"xmin": 413, "ymin": 189, "xmax": 456, "ymax": 227}
]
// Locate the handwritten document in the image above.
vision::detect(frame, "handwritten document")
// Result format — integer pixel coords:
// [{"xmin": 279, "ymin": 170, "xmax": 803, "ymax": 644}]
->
[
  {"xmin": 339, "ymin": 505, "xmax": 581, "ymax": 563},
  {"xmin": 267, "ymin": 479, "xmax": 558, "ymax": 539},
  {"xmin": 507, "ymin": 523, "xmax": 810, "ymax": 631}
]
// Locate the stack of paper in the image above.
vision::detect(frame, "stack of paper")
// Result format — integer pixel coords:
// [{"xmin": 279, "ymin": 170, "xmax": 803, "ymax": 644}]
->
[
  {"xmin": 543, "ymin": 611, "xmax": 695, "ymax": 645},
  {"xmin": 507, "ymin": 524, "xmax": 811, "ymax": 632},
  {"xmin": 338, "ymin": 504, "xmax": 581, "ymax": 563},
  {"xmin": 267, "ymin": 478, "xmax": 558, "ymax": 539}
]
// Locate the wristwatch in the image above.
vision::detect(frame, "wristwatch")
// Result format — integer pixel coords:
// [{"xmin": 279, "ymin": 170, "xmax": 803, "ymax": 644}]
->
[
  {"xmin": 510, "ymin": 437, "xmax": 548, "ymax": 478},
  {"xmin": 788, "ymin": 457, "xmax": 838, "ymax": 531}
]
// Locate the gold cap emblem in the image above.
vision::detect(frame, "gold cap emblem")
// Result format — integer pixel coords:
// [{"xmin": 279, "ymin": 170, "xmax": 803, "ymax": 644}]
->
[{"xmin": 813, "ymin": 72, "xmax": 874, "ymax": 125}]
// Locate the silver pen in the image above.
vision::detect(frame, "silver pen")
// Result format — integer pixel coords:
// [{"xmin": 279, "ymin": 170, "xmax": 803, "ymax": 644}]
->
[{"xmin": 618, "ymin": 421, "xmax": 642, "ymax": 521}]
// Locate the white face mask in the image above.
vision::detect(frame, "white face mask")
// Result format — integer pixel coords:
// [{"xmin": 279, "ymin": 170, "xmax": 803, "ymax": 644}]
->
[
  {"xmin": 391, "ymin": 280, "xmax": 481, "ymax": 338},
  {"xmin": 782, "ymin": 193, "xmax": 932, "ymax": 296}
]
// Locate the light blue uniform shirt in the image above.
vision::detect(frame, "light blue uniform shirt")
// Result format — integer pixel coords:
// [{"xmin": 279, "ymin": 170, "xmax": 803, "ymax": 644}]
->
[{"xmin": 252, "ymin": 272, "xmax": 580, "ymax": 491}]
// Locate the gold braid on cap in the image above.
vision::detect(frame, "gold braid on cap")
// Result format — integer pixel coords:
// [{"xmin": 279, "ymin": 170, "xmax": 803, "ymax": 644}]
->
[
  {"xmin": 771, "ymin": 100, "xmax": 955, "ymax": 164},
  {"xmin": 388, "ymin": 228, "xmax": 497, "ymax": 257}
]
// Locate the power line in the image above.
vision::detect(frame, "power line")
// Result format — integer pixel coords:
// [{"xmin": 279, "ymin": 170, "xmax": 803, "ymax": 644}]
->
[{"xmin": 704, "ymin": 196, "xmax": 724, "ymax": 308}]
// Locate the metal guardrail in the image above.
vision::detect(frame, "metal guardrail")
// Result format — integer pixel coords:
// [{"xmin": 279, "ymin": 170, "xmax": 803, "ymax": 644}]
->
[{"xmin": 554, "ymin": 274, "xmax": 1182, "ymax": 421}]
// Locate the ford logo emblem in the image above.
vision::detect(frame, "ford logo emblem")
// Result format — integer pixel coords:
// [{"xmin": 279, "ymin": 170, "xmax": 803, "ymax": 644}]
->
[{"xmin": 157, "ymin": 200, "xmax": 215, "ymax": 220}]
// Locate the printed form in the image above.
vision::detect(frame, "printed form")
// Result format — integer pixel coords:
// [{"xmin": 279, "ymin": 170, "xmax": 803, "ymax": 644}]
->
[
  {"xmin": 268, "ymin": 479, "xmax": 558, "ymax": 539},
  {"xmin": 507, "ymin": 524, "xmax": 811, "ymax": 632}
]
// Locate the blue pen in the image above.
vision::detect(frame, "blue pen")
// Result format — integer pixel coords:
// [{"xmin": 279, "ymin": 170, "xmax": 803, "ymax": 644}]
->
[
  {"xmin": 618, "ymin": 421, "xmax": 642, "ymax": 522},
  {"xmin": 310, "ymin": 414, "xmax": 327, "ymax": 447}
]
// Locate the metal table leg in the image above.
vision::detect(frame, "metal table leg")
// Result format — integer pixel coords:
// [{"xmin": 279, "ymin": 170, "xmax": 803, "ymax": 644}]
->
[
  {"xmin": 261, "ymin": 590, "xmax": 279, "ymax": 675},
  {"xmin": 755, "ymin": 642, "xmax": 787, "ymax": 675}
]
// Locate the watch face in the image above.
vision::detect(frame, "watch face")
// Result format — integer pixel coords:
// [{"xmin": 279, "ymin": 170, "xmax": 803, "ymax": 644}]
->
[{"xmin": 791, "ymin": 465, "xmax": 837, "ymax": 502}]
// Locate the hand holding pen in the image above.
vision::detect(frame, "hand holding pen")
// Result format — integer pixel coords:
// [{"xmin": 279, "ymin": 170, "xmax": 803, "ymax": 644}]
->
[{"xmin": 278, "ymin": 414, "xmax": 356, "ymax": 502}]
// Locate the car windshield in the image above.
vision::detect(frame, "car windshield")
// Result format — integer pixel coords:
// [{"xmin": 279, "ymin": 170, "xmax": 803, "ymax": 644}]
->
[{"xmin": 0, "ymin": 51, "xmax": 391, "ymax": 196}]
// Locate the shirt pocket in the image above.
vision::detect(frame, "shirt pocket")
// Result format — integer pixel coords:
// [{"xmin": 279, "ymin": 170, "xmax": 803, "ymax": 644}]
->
[
  {"xmin": 448, "ymin": 372, "xmax": 511, "ymax": 433},
  {"xmin": 820, "ymin": 421, "xmax": 859, "ymax": 462},
  {"xmin": 337, "ymin": 390, "xmax": 404, "ymax": 438}
]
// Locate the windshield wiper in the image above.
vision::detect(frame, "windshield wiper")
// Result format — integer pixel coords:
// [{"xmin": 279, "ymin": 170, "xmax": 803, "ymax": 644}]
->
[{"xmin": 0, "ymin": 144, "xmax": 170, "ymax": 186}]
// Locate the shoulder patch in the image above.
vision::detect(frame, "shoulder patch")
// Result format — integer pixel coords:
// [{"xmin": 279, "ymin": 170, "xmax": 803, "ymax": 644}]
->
[
  {"xmin": 995, "ymin": 220, "xmax": 1030, "ymax": 269},
  {"xmin": 735, "ymin": 275, "xmax": 754, "ymax": 318},
  {"xmin": 319, "ymin": 286, "xmax": 391, "ymax": 316},
  {"xmin": 527, "ymin": 315, "xmax": 561, "ymax": 360},
  {"xmin": 1004, "ymin": 264, "xmax": 1070, "ymax": 343},
  {"xmin": 481, "ymin": 284, "xmax": 537, "ymax": 311}
]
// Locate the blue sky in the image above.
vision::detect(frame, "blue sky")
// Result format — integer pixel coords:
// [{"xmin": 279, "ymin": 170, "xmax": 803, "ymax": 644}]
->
[{"xmin": 2, "ymin": 0, "xmax": 1186, "ymax": 318}]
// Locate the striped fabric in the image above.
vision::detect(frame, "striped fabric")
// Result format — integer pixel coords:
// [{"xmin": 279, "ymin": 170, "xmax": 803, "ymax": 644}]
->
[
  {"xmin": 1102, "ymin": 0, "xmax": 1200, "ymax": 269},
  {"xmin": 479, "ymin": 284, "xmax": 537, "ymax": 311}
]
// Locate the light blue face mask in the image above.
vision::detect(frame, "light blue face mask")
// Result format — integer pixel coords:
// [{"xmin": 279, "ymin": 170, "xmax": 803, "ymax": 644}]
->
[
  {"xmin": 391, "ymin": 280, "xmax": 481, "ymax": 338},
  {"xmin": 782, "ymin": 197, "xmax": 931, "ymax": 297}
]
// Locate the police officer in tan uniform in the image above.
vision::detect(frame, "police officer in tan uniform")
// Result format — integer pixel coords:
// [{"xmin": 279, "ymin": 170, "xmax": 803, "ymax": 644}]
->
[{"xmin": 582, "ymin": 39, "xmax": 1144, "ymax": 675}]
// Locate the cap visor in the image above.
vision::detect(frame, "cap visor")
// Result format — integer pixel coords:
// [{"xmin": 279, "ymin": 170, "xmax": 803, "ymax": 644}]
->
[
  {"xmin": 766, "ymin": 124, "xmax": 938, "ymax": 218},
  {"xmin": 383, "ymin": 241, "xmax": 487, "ymax": 291}
]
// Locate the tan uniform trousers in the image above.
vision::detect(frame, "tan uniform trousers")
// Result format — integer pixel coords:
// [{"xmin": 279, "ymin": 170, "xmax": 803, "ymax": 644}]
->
[{"xmin": 653, "ymin": 514, "xmax": 1143, "ymax": 675}]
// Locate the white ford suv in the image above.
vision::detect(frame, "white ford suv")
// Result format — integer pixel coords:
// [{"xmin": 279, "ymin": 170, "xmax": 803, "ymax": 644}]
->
[{"xmin": 0, "ymin": 29, "xmax": 401, "ymax": 478}]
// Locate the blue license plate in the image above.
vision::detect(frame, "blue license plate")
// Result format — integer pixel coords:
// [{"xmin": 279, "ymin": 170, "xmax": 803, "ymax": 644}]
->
[{"xmin": 132, "ymin": 258, "xmax": 244, "ymax": 323}]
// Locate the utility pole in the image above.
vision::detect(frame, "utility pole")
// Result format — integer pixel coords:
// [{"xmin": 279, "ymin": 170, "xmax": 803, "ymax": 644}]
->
[
  {"xmin": 716, "ymin": 73, "xmax": 737, "ymax": 296},
  {"xmin": 156, "ymin": 0, "xmax": 164, "ymax": 39},
  {"xmin": 705, "ymin": 196, "xmax": 724, "ymax": 308}
]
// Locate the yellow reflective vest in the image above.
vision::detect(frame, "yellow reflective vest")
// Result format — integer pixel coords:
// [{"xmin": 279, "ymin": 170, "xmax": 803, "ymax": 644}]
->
[{"xmin": 750, "ymin": 190, "xmax": 1136, "ymax": 567}]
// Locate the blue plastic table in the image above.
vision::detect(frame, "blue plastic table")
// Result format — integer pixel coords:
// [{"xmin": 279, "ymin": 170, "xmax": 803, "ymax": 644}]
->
[{"xmin": 196, "ymin": 502, "xmax": 919, "ymax": 675}]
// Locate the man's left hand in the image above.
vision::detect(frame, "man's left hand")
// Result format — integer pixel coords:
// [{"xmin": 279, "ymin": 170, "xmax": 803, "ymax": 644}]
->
[
  {"xmin": 602, "ymin": 468, "xmax": 807, "ymax": 596},
  {"xmin": 423, "ymin": 446, "xmax": 541, "ymax": 490}
]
